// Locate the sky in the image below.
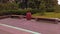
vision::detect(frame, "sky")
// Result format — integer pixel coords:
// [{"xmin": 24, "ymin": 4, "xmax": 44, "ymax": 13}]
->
[{"xmin": 58, "ymin": 0, "xmax": 60, "ymax": 5}]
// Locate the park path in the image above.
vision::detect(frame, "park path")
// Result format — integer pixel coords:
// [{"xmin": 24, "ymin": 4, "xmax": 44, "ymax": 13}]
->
[
  {"xmin": 0, "ymin": 25, "xmax": 32, "ymax": 34},
  {"xmin": 0, "ymin": 18, "xmax": 60, "ymax": 34}
]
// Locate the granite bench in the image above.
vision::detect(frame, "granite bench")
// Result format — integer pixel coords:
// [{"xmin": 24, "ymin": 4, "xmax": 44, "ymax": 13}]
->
[{"xmin": 32, "ymin": 17, "xmax": 59, "ymax": 24}]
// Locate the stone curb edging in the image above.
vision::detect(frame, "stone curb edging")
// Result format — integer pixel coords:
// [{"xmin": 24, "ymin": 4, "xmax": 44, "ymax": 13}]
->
[
  {"xmin": 0, "ymin": 15, "xmax": 60, "ymax": 24},
  {"xmin": 32, "ymin": 17, "xmax": 60, "ymax": 24}
]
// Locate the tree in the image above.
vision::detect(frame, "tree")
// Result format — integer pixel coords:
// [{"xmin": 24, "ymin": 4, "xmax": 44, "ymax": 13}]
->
[{"xmin": 39, "ymin": 0, "xmax": 46, "ymax": 15}]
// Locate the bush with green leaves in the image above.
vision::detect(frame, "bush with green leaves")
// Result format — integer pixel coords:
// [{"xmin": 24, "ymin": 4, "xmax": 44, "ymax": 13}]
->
[
  {"xmin": 0, "ymin": 9, "xmax": 41, "ymax": 16},
  {"xmin": 0, "ymin": 2, "xmax": 19, "ymax": 10},
  {"xmin": 0, "ymin": 9, "xmax": 27, "ymax": 15}
]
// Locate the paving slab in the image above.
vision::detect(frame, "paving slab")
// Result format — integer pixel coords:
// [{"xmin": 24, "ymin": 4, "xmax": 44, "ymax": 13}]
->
[
  {"xmin": 0, "ymin": 25, "xmax": 33, "ymax": 34},
  {"xmin": 0, "ymin": 18, "xmax": 60, "ymax": 34}
]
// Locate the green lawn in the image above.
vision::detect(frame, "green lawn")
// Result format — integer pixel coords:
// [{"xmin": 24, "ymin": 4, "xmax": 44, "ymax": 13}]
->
[{"xmin": 32, "ymin": 12, "xmax": 60, "ymax": 18}]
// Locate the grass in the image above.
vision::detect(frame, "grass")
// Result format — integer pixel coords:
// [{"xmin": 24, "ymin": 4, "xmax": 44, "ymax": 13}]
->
[{"xmin": 32, "ymin": 12, "xmax": 60, "ymax": 18}]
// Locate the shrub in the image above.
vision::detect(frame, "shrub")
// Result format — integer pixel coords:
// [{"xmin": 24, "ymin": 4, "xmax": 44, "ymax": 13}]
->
[
  {"xmin": 0, "ymin": 9, "xmax": 27, "ymax": 15},
  {"xmin": 0, "ymin": 3, "xmax": 19, "ymax": 10},
  {"xmin": 0, "ymin": 9, "xmax": 41, "ymax": 16}
]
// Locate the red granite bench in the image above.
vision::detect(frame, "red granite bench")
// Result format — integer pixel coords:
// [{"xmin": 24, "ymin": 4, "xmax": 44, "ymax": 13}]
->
[
  {"xmin": 32, "ymin": 17, "xmax": 59, "ymax": 24},
  {"xmin": 0, "ymin": 16, "xmax": 8, "ymax": 19},
  {"xmin": 10, "ymin": 15, "xmax": 25, "ymax": 19},
  {"xmin": 0, "ymin": 15, "xmax": 25, "ymax": 19}
]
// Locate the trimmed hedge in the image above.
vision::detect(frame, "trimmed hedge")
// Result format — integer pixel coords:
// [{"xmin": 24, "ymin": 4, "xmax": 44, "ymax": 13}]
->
[
  {"xmin": 0, "ymin": 9, "xmax": 40, "ymax": 16},
  {"xmin": 0, "ymin": 10, "xmax": 27, "ymax": 15}
]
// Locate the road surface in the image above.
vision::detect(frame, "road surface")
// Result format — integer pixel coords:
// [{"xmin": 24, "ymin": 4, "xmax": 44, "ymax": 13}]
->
[{"xmin": 0, "ymin": 18, "xmax": 60, "ymax": 34}]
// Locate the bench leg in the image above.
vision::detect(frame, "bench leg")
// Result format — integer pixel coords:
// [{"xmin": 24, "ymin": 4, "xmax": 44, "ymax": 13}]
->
[
  {"xmin": 54, "ymin": 20, "xmax": 58, "ymax": 24},
  {"xmin": 36, "ymin": 18, "xmax": 40, "ymax": 21}
]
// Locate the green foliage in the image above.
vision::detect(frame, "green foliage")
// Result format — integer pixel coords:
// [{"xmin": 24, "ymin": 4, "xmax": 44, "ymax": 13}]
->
[
  {"xmin": 0, "ymin": 9, "xmax": 41, "ymax": 15},
  {"xmin": 0, "ymin": 9, "xmax": 27, "ymax": 15},
  {"xmin": 0, "ymin": 0, "xmax": 58, "ymax": 16},
  {"xmin": 27, "ymin": 9, "xmax": 40, "ymax": 14},
  {"xmin": 0, "ymin": 2, "xmax": 19, "ymax": 10},
  {"xmin": 33, "ymin": 12, "xmax": 60, "ymax": 18}
]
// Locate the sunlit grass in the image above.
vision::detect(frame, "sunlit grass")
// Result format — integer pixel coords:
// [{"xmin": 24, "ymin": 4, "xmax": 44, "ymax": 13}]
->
[{"xmin": 32, "ymin": 12, "xmax": 60, "ymax": 18}]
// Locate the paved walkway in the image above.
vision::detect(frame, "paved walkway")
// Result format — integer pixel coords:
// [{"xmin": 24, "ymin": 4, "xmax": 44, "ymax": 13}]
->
[
  {"xmin": 0, "ymin": 18, "xmax": 60, "ymax": 34},
  {"xmin": 0, "ymin": 25, "xmax": 32, "ymax": 34},
  {"xmin": 0, "ymin": 29, "xmax": 12, "ymax": 34}
]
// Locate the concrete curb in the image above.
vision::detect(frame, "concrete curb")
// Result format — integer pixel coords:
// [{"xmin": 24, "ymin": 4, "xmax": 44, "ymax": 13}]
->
[
  {"xmin": 0, "ymin": 15, "xmax": 60, "ymax": 24},
  {"xmin": 32, "ymin": 17, "xmax": 60, "ymax": 24}
]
